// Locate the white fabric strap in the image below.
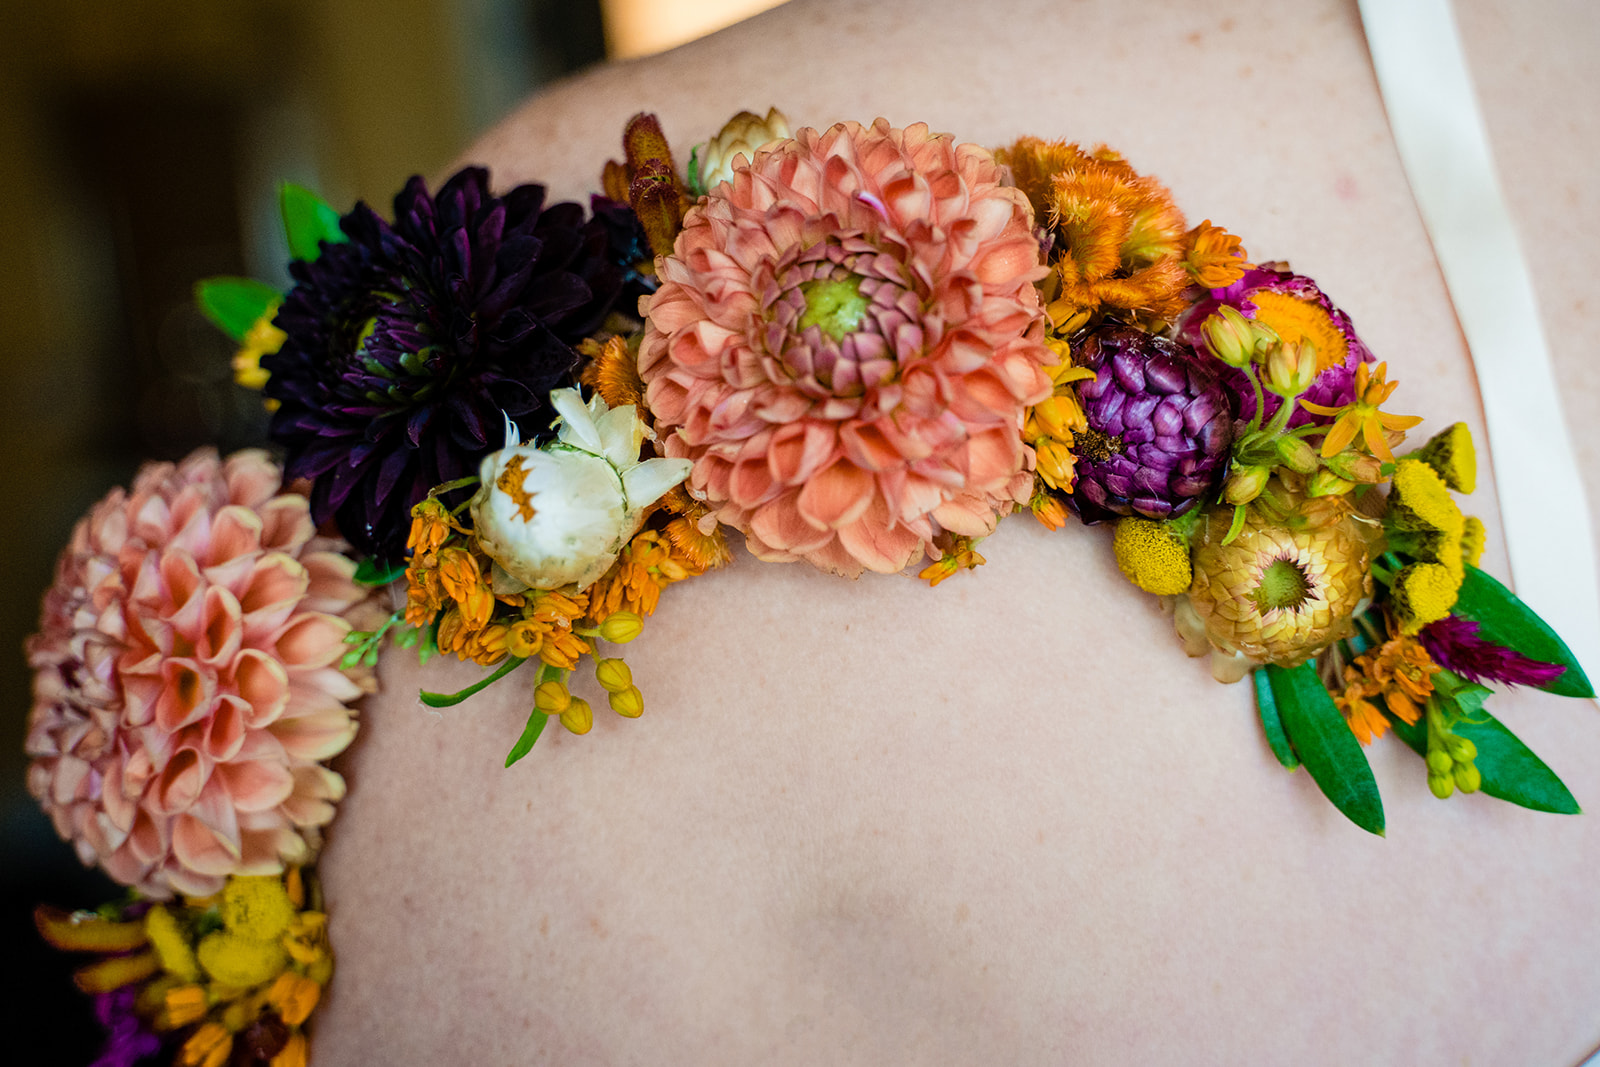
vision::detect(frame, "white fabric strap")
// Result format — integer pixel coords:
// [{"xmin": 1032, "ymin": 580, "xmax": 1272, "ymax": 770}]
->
[{"xmin": 1358, "ymin": 0, "xmax": 1600, "ymax": 683}]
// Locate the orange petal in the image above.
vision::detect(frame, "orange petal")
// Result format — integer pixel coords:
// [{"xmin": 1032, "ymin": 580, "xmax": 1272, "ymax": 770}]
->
[{"xmin": 796, "ymin": 461, "xmax": 876, "ymax": 531}]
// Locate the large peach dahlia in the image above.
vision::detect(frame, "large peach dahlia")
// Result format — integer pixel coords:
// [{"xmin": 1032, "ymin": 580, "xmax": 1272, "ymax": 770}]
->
[
  {"xmin": 639, "ymin": 119, "xmax": 1053, "ymax": 575},
  {"xmin": 25, "ymin": 449, "xmax": 379, "ymax": 897}
]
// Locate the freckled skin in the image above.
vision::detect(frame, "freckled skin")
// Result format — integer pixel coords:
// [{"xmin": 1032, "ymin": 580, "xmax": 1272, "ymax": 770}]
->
[{"xmin": 315, "ymin": 2, "xmax": 1600, "ymax": 1064}]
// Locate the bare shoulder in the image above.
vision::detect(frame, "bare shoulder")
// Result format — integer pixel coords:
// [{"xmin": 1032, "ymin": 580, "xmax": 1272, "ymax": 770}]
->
[{"xmin": 315, "ymin": 1, "xmax": 1600, "ymax": 1064}]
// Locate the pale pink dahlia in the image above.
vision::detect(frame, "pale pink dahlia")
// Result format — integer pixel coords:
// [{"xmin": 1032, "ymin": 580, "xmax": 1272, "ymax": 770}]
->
[
  {"xmin": 25, "ymin": 449, "xmax": 380, "ymax": 898},
  {"xmin": 639, "ymin": 119, "xmax": 1052, "ymax": 575}
]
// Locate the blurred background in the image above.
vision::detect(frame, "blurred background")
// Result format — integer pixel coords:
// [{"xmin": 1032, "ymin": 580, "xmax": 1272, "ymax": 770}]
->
[{"xmin": 0, "ymin": 0, "xmax": 785, "ymax": 1060}]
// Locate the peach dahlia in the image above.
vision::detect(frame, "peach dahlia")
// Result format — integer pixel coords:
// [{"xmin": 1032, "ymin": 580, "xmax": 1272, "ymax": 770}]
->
[
  {"xmin": 25, "ymin": 449, "xmax": 379, "ymax": 897},
  {"xmin": 638, "ymin": 119, "xmax": 1053, "ymax": 576}
]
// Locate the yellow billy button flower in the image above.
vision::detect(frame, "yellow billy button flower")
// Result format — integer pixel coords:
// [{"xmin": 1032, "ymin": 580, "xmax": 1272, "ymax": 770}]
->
[
  {"xmin": 1391, "ymin": 561, "xmax": 1459, "ymax": 635},
  {"xmin": 144, "ymin": 904, "xmax": 202, "ymax": 982},
  {"xmin": 1405, "ymin": 420, "xmax": 1477, "ymax": 493},
  {"xmin": 197, "ymin": 931, "xmax": 289, "ymax": 988},
  {"xmin": 220, "ymin": 876, "xmax": 297, "ymax": 942},
  {"xmin": 1112, "ymin": 518, "xmax": 1192, "ymax": 595},
  {"xmin": 1301, "ymin": 361, "xmax": 1423, "ymax": 463}
]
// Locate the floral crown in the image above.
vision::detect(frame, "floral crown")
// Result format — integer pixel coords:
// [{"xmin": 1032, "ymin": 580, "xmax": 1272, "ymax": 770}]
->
[{"xmin": 25, "ymin": 109, "xmax": 1593, "ymax": 1066}]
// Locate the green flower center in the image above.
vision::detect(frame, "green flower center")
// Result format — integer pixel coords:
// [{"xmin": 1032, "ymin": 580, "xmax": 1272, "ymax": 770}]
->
[
  {"xmin": 1255, "ymin": 558, "xmax": 1312, "ymax": 612},
  {"xmin": 798, "ymin": 277, "xmax": 869, "ymax": 341}
]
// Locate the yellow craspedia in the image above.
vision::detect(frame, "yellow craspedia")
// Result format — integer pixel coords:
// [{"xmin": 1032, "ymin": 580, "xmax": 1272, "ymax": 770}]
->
[
  {"xmin": 1113, "ymin": 518, "xmax": 1192, "ymax": 595},
  {"xmin": 219, "ymin": 876, "xmax": 296, "ymax": 942},
  {"xmin": 197, "ymin": 931, "xmax": 289, "ymax": 989},
  {"xmin": 1389, "ymin": 459, "xmax": 1463, "ymax": 537},
  {"xmin": 1410, "ymin": 421, "xmax": 1476, "ymax": 493},
  {"xmin": 144, "ymin": 904, "xmax": 202, "ymax": 983},
  {"xmin": 1461, "ymin": 515, "xmax": 1486, "ymax": 567},
  {"xmin": 1391, "ymin": 561, "xmax": 1459, "ymax": 634}
]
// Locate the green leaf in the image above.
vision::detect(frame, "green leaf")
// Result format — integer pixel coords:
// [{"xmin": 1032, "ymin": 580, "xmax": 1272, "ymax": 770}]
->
[
  {"xmin": 194, "ymin": 277, "xmax": 281, "ymax": 342},
  {"xmin": 419, "ymin": 656, "xmax": 527, "ymax": 708},
  {"xmin": 505, "ymin": 710, "xmax": 548, "ymax": 767},
  {"xmin": 1266, "ymin": 662, "xmax": 1385, "ymax": 835},
  {"xmin": 1392, "ymin": 702, "xmax": 1580, "ymax": 814},
  {"xmin": 354, "ymin": 556, "xmax": 408, "ymax": 587},
  {"xmin": 1451, "ymin": 564, "xmax": 1594, "ymax": 698},
  {"xmin": 1253, "ymin": 668, "xmax": 1299, "ymax": 769},
  {"xmin": 280, "ymin": 183, "xmax": 347, "ymax": 262}
]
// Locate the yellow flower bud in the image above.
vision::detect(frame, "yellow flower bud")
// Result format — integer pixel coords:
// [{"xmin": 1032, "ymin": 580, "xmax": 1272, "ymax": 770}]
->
[
  {"xmin": 1264, "ymin": 339, "xmax": 1317, "ymax": 397},
  {"xmin": 598, "ymin": 611, "xmax": 644, "ymax": 644},
  {"xmin": 533, "ymin": 679, "xmax": 572, "ymax": 714},
  {"xmin": 560, "ymin": 697, "xmax": 594, "ymax": 735},
  {"xmin": 609, "ymin": 685, "xmax": 645, "ymax": 718},
  {"xmin": 1426, "ymin": 749, "xmax": 1454, "ymax": 775},
  {"xmin": 180, "ymin": 1021, "xmax": 233, "ymax": 1067},
  {"xmin": 1428, "ymin": 771, "xmax": 1456, "ymax": 800},
  {"xmin": 1274, "ymin": 435, "xmax": 1319, "ymax": 475},
  {"xmin": 1200, "ymin": 306, "xmax": 1266, "ymax": 368},
  {"xmin": 1306, "ymin": 469, "xmax": 1355, "ymax": 498},
  {"xmin": 1224, "ymin": 464, "xmax": 1271, "ymax": 506},
  {"xmin": 594, "ymin": 658, "xmax": 633, "ymax": 693},
  {"xmin": 1446, "ymin": 736, "xmax": 1477, "ymax": 764},
  {"xmin": 1035, "ymin": 438, "xmax": 1077, "ymax": 490},
  {"xmin": 1453, "ymin": 763, "xmax": 1482, "ymax": 794},
  {"xmin": 1322, "ymin": 450, "xmax": 1383, "ymax": 483}
]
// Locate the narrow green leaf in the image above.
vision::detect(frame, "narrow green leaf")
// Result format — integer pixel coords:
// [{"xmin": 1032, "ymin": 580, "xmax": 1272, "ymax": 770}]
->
[
  {"xmin": 353, "ymin": 556, "xmax": 408, "ymax": 587},
  {"xmin": 1452, "ymin": 564, "xmax": 1594, "ymax": 698},
  {"xmin": 194, "ymin": 277, "xmax": 280, "ymax": 342},
  {"xmin": 1266, "ymin": 662, "xmax": 1385, "ymax": 835},
  {"xmin": 505, "ymin": 711, "xmax": 548, "ymax": 767},
  {"xmin": 419, "ymin": 656, "xmax": 527, "ymax": 708},
  {"xmin": 280, "ymin": 183, "xmax": 347, "ymax": 262},
  {"xmin": 1253, "ymin": 668, "xmax": 1299, "ymax": 769},
  {"xmin": 1391, "ymin": 702, "xmax": 1580, "ymax": 815}
]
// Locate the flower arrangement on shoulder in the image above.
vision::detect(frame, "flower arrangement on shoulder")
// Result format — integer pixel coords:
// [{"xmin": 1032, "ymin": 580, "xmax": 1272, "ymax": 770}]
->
[{"xmin": 25, "ymin": 105, "xmax": 1596, "ymax": 1065}]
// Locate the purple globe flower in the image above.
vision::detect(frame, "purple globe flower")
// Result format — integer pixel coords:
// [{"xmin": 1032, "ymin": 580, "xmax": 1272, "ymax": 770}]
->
[
  {"xmin": 1175, "ymin": 266, "xmax": 1374, "ymax": 428},
  {"xmin": 264, "ymin": 167, "xmax": 644, "ymax": 561},
  {"xmin": 1070, "ymin": 326, "xmax": 1233, "ymax": 523}
]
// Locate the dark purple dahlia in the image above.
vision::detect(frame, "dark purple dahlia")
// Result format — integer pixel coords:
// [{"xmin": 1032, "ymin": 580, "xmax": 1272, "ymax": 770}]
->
[
  {"xmin": 1070, "ymin": 326, "xmax": 1233, "ymax": 523},
  {"xmin": 1174, "ymin": 267, "xmax": 1373, "ymax": 428},
  {"xmin": 264, "ymin": 167, "xmax": 644, "ymax": 561}
]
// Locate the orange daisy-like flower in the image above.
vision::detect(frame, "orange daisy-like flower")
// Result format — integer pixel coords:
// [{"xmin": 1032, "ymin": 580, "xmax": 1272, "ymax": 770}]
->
[
  {"xmin": 639, "ymin": 119, "xmax": 1053, "ymax": 576},
  {"xmin": 1301, "ymin": 361, "xmax": 1423, "ymax": 463},
  {"xmin": 998, "ymin": 139, "xmax": 1190, "ymax": 329},
  {"xmin": 1182, "ymin": 220, "xmax": 1253, "ymax": 289}
]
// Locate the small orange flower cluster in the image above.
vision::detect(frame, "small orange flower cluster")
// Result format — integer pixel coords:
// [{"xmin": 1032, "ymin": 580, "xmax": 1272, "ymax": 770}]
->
[
  {"xmin": 1000, "ymin": 139, "xmax": 1249, "ymax": 332},
  {"xmin": 1335, "ymin": 629, "xmax": 1441, "ymax": 745},
  {"xmin": 1025, "ymin": 339, "xmax": 1094, "ymax": 499}
]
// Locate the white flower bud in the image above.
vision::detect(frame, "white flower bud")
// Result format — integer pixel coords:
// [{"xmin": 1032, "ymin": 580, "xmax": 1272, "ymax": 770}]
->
[
  {"xmin": 469, "ymin": 389, "xmax": 691, "ymax": 591},
  {"xmin": 690, "ymin": 108, "xmax": 791, "ymax": 195}
]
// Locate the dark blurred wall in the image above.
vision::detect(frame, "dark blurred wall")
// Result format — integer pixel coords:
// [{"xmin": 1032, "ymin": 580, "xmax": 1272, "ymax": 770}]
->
[{"xmin": 0, "ymin": 1, "xmax": 603, "ymax": 1060}]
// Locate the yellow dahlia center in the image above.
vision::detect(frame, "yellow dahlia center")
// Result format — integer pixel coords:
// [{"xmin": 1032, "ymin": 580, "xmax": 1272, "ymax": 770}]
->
[
  {"xmin": 1250, "ymin": 291, "xmax": 1347, "ymax": 373},
  {"xmin": 1254, "ymin": 556, "xmax": 1312, "ymax": 612},
  {"xmin": 798, "ymin": 276, "xmax": 869, "ymax": 341}
]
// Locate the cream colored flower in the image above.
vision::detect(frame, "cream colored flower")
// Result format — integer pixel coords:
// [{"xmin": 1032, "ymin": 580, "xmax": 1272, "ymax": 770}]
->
[
  {"xmin": 469, "ymin": 389, "xmax": 691, "ymax": 591},
  {"xmin": 689, "ymin": 107, "xmax": 791, "ymax": 194}
]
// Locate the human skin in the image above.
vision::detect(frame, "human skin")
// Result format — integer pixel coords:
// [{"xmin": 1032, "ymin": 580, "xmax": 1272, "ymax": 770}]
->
[{"xmin": 313, "ymin": 1, "xmax": 1600, "ymax": 1063}]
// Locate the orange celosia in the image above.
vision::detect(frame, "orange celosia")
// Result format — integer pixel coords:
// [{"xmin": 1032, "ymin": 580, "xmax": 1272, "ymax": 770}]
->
[
  {"xmin": 1302, "ymin": 361, "xmax": 1424, "ymax": 463},
  {"xmin": 579, "ymin": 335, "xmax": 646, "ymax": 410},
  {"xmin": 1182, "ymin": 220, "xmax": 1254, "ymax": 288},
  {"xmin": 999, "ymin": 138, "xmax": 1190, "ymax": 328}
]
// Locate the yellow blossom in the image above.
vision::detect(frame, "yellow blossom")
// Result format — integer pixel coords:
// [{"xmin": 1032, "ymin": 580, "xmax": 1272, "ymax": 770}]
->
[
  {"xmin": 232, "ymin": 310, "xmax": 285, "ymax": 392},
  {"xmin": 144, "ymin": 904, "xmax": 202, "ymax": 982},
  {"xmin": 197, "ymin": 931, "xmax": 289, "ymax": 988},
  {"xmin": 266, "ymin": 971, "xmax": 323, "ymax": 1026},
  {"xmin": 1112, "ymin": 518, "xmax": 1192, "ymax": 595},
  {"xmin": 220, "ymin": 876, "xmax": 296, "ymax": 941},
  {"xmin": 1301, "ymin": 361, "xmax": 1423, "ymax": 462},
  {"xmin": 1407, "ymin": 421, "xmax": 1476, "ymax": 493},
  {"xmin": 1391, "ymin": 562, "xmax": 1459, "ymax": 634}
]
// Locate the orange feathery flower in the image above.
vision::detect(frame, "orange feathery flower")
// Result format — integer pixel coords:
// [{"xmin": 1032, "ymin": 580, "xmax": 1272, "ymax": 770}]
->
[
  {"xmin": 579, "ymin": 335, "xmax": 645, "ymax": 410},
  {"xmin": 1182, "ymin": 220, "xmax": 1253, "ymax": 288},
  {"xmin": 1000, "ymin": 139, "xmax": 1190, "ymax": 328},
  {"xmin": 1302, "ymin": 361, "xmax": 1424, "ymax": 462}
]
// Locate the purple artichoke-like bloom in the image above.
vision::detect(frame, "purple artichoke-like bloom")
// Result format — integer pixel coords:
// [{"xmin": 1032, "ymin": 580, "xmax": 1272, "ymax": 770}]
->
[
  {"xmin": 1175, "ymin": 267, "xmax": 1374, "ymax": 428},
  {"xmin": 90, "ymin": 986, "xmax": 163, "ymax": 1067},
  {"xmin": 1070, "ymin": 326, "xmax": 1233, "ymax": 523},
  {"xmin": 264, "ymin": 167, "xmax": 642, "ymax": 561},
  {"xmin": 1419, "ymin": 614, "xmax": 1567, "ymax": 688}
]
